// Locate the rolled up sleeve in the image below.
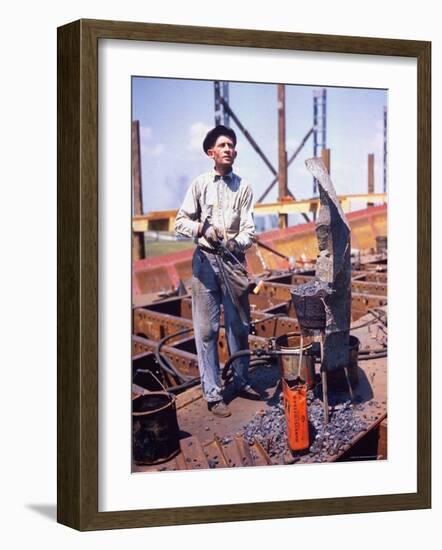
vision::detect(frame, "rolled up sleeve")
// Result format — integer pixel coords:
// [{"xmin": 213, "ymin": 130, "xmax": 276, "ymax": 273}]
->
[{"xmin": 235, "ymin": 185, "xmax": 255, "ymax": 250}]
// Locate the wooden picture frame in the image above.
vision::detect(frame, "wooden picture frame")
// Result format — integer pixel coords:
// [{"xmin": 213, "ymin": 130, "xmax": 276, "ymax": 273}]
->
[{"xmin": 57, "ymin": 18, "xmax": 431, "ymax": 531}]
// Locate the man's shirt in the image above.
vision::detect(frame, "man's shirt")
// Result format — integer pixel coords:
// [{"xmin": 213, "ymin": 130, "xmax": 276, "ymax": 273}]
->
[{"xmin": 174, "ymin": 169, "xmax": 255, "ymax": 250}]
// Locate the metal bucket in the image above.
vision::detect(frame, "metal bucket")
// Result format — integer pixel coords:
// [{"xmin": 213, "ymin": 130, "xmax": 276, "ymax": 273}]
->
[
  {"xmin": 275, "ymin": 332, "xmax": 316, "ymax": 388},
  {"xmin": 132, "ymin": 391, "xmax": 180, "ymax": 465},
  {"xmin": 290, "ymin": 287, "xmax": 326, "ymax": 331}
]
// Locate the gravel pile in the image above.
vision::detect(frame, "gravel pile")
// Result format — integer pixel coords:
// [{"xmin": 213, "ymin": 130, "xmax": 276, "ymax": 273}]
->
[
  {"xmin": 307, "ymin": 398, "xmax": 369, "ymax": 462},
  {"xmin": 291, "ymin": 278, "xmax": 332, "ymax": 298},
  {"xmin": 238, "ymin": 390, "xmax": 373, "ymax": 463},
  {"xmin": 240, "ymin": 401, "xmax": 287, "ymax": 459}
]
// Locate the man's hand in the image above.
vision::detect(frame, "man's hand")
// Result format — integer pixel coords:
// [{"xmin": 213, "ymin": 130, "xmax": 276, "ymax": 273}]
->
[
  {"xmin": 199, "ymin": 218, "xmax": 223, "ymax": 247},
  {"xmin": 226, "ymin": 238, "xmax": 242, "ymax": 257}
]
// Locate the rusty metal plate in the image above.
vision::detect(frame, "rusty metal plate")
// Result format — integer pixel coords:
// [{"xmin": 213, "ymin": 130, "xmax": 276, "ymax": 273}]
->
[
  {"xmin": 203, "ymin": 437, "xmax": 229, "ymax": 469},
  {"xmin": 180, "ymin": 436, "xmax": 210, "ymax": 469},
  {"xmin": 249, "ymin": 439, "xmax": 273, "ymax": 466},
  {"xmin": 134, "ymin": 266, "xmax": 174, "ymax": 295},
  {"xmin": 221, "ymin": 439, "xmax": 245, "ymax": 468},
  {"xmin": 233, "ymin": 435, "xmax": 256, "ymax": 467}
]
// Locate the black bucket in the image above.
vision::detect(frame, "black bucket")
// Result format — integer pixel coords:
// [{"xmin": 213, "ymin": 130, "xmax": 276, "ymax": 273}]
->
[
  {"xmin": 275, "ymin": 332, "xmax": 316, "ymax": 388},
  {"xmin": 132, "ymin": 391, "xmax": 180, "ymax": 465},
  {"xmin": 291, "ymin": 286, "xmax": 326, "ymax": 331}
]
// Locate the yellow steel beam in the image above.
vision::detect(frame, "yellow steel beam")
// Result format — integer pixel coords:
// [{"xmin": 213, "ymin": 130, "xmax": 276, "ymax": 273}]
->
[
  {"xmin": 253, "ymin": 193, "xmax": 387, "ymax": 215},
  {"xmin": 132, "ymin": 194, "xmax": 387, "ymax": 232}
]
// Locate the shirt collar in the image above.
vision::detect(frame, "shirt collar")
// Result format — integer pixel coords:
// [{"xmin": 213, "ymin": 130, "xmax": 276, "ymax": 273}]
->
[{"xmin": 212, "ymin": 168, "xmax": 233, "ymax": 182}]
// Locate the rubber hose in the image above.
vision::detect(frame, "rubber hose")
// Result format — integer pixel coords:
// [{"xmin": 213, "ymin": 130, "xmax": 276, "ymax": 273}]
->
[
  {"xmin": 222, "ymin": 358, "xmax": 273, "ymax": 384},
  {"xmin": 358, "ymin": 348, "xmax": 388, "ymax": 355},
  {"xmin": 167, "ymin": 377, "xmax": 201, "ymax": 394},
  {"xmin": 357, "ymin": 351, "xmax": 388, "ymax": 360},
  {"xmin": 154, "ymin": 327, "xmax": 195, "ymax": 383},
  {"xmin": 221, "ymin": 348, "xmax": 307, "ymax": 380},
  {"xmin": 221, "ymin": 350, "xmax": 254, "ymax": 380}
]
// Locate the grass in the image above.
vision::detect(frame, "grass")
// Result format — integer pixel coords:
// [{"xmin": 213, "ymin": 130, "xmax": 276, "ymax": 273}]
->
[{"xmin": 144, "ymin": 239, "xmax": 195, "ymax": 258}]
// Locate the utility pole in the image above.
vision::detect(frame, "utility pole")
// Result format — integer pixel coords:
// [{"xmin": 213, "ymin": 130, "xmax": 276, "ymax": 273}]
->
[
  {"xmin": 132, "ymin": 120, "xmax": 145, "ymax": 261},
  {"xmin": 321, "ymin": 148, "xmax": 331, "ymax": 174},
  {"xmin": 383, "ymin": 106, "xmax": 388, "ymax": 194},
  {"xmin": 367, "ymin": 153, "xmax": 375, "ymax": 207},
  {"xmin": 278, "ymin": 84, "xmax": 288, "ymax": 229}
]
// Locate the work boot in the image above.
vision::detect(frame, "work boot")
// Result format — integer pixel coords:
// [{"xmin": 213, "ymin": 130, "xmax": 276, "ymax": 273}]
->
[{"xmin": 209, "ymin": 400, "xmax": 231, "ymax": 418}]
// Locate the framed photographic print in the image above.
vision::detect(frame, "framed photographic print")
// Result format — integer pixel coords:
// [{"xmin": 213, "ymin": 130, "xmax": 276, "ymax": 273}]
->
[{"xmin": 57, "ymin": 19, "xmax": 431, "ymax": 530}]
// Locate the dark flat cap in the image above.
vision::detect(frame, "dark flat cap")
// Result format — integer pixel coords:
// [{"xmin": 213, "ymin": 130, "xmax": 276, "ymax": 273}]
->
[{"xmin": 203, "ymin": 125, "xmax": 237, "ymax": 154}]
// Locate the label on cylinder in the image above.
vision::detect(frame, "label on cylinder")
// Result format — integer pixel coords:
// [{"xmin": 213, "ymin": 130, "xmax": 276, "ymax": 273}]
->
[{"xmin": 283, "ymin": 380, "xmax": 309, "ymax": 451}]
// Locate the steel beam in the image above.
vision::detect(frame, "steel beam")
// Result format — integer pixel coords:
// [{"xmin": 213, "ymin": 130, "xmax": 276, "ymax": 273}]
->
[{"xmin": 220, "ymin": 97, "xmax": 277, "ymax": 176}]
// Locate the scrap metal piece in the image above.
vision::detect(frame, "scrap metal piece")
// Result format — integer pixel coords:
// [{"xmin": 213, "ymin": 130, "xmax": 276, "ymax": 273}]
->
[{"xmin": 305, "ymin": 158, "xmax": 352, "ymax": 371}]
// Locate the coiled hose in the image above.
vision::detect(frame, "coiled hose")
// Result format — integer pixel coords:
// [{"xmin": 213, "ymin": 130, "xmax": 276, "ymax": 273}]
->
[{"xmin": 153, "ymin": 326, "xmax": 275, "ymax": 392}]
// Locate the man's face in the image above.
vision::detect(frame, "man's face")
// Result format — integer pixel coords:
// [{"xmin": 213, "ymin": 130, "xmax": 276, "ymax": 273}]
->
[{"xmin": 207, "ymin": 135, "xmax": 237, "ymax": 170}]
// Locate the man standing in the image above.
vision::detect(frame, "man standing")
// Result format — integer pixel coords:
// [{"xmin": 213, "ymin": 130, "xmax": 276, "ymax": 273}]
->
[{"xmin": 174, "ymin": 125, "xmax": 258, "ymax": 417}]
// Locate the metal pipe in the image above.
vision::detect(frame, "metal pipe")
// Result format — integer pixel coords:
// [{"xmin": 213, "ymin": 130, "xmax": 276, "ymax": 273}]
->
[
  {"xmin": 255, "ymin": 238, "xmax": 291, "ymax": 261},
  {"xmin": 320, "ymin": 335, "xmax": 329, "ymax": 424}
]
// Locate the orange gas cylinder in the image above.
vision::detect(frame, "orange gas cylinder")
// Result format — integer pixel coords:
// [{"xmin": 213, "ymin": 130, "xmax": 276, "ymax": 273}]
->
[{"xmin": 282, "ymin": 378, "xmax": 309, "ymax": 452}]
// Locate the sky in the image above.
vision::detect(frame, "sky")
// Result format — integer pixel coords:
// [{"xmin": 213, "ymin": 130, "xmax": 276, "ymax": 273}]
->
[{"xmin": 132, "ymin": 77, "xmax": 387, "ymax": 228}]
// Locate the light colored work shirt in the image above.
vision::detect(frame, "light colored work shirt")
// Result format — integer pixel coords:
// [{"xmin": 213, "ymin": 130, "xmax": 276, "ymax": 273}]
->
[{"xmin": 174, "ymin": 169, "xmax": 255, "ymax": 250}]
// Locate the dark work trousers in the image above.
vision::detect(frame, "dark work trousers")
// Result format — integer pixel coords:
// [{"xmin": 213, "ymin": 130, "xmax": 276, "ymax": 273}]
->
[{"xmin": 191, "ymin": 247, "xmax": 250, "ymax": 403}]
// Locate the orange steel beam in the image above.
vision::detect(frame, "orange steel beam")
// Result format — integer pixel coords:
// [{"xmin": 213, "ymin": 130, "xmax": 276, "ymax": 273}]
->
[{"xmin": 133, "ymin": 205, "xmax": 388, "ymax": 298}]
